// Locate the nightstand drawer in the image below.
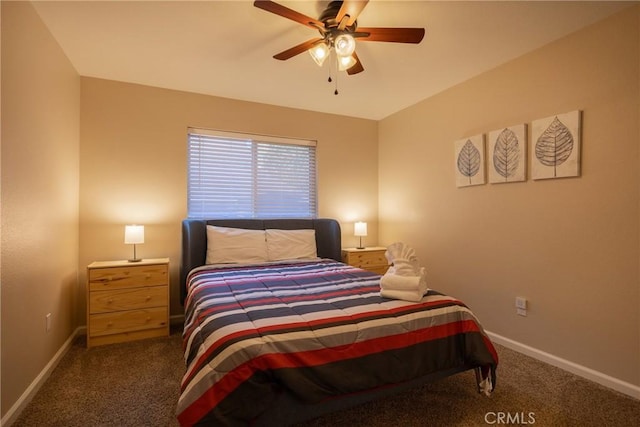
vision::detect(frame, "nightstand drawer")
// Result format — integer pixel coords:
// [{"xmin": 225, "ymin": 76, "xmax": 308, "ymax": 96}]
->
[
  {"xmin": 89, "ymin": 285, "xmax": 168, "ymax": 314},
  {"xmin": 347, "ymin": 251, "xmax": 387, "ymax": 269},
  {"xmin": 89, "ymin": 307, "xmax": 168, "ymax": 337},
  {"xmin": 88, "ymin": 265, "xmax": 167, "ymax": 291}
]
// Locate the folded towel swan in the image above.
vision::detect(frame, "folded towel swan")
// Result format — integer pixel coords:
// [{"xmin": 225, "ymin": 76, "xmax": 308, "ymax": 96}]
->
[
  {"xmin": 380, "ymin": 275, "xmax": 427, "ymax": 302},
  {"xmin": 379, "ymin": 242, "xmax": 428, "ymax": 302},
  {"xmin": 380, "ymin": 269, "xmax": 423, "ymax": 290}
]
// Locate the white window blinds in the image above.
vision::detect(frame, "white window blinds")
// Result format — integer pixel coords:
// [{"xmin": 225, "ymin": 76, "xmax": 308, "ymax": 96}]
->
[{"xmin": 187, "ymin": 128, "xmax": 317, "ymax": 219}]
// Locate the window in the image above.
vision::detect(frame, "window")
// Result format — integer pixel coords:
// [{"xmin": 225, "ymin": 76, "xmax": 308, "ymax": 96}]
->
[{"xmin": 187, "ymin": 128, "xmax": 317, "ymax": 219}]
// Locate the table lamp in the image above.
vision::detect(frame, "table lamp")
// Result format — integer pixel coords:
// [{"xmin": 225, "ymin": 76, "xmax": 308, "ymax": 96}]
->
[
  {"xmin": 354, "ymin": 221, "xmax": 367, "ymax": 249},
  {"xmin": 124, "ymin": 225, "xmax": 144, "ymax": 262}
]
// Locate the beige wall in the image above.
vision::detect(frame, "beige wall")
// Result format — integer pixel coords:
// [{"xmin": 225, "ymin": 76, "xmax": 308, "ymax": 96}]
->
[
  {"xmin": 79, "ymin": 78, "xmax": 379, "ymax": 318},
  {"xmin": 379, "ymin": 6, "xmax": 640, "ymax": 386},
  {"xmin": 1, "ymin": 1, "xmax": 80, "ymax": 418},
  {"xmin": 2, "ymin": 1, "xmax": 639, "ymax": 420}
]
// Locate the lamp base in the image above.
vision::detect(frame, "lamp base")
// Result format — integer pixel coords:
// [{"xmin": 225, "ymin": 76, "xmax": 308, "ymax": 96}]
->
[
  {"xmin": 356, "ymin": 246, "xmax": 365, "ymax": 250},
  {"xmin": 127, "ymin": 244, "xmax": 142, "ymax": 262}
]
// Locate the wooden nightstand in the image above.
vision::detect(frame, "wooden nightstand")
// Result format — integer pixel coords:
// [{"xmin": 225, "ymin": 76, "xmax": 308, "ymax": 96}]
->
[
  {"xmin": 342, "ymin": 247, "xmax": 389, "ymax": 275},
  {"xmin": 86, "ymin": 258, "xmax": 170, "ymax": 347}
]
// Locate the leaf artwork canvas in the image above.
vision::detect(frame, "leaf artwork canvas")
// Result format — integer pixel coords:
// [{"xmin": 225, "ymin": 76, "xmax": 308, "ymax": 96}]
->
[
  {"xmin": 455, "ymin": 134, "xmax": 485, "ymax": 187},
  {"xmin": 531, "ymin": 110, "xmax": 581, "ymax": 180},
  {"xmin": 488, "ymin": 124, "xmax": 527, "ymax": 184}
]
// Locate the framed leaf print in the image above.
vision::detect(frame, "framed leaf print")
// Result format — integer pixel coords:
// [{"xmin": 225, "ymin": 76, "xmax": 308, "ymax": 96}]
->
[
  {"xmin": 531, "ymin": 110, "xmax": 581, "ymax": 180},
  {"xmin": 455, "ymin": 134, "xmax": 485, "ymax": 187},
  {"xmin": 488, "ymin": 124, "xmax": 527, "ymax": 184}
]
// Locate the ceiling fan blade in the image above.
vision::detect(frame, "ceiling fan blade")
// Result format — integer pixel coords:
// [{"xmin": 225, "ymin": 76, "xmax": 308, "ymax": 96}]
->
[
  {"xmin": 356, "ymin": 27, "xmax": 425, "ymax": 44},
  {"xmin": 346, "ymin": 52, "xmax": 364, "ymax": 75},
  {"xmin": 253, "ymin": 1, "xmax": 324, "ymax": 29},
  {"xmin": 273, "ymin": 38, "xmax": 324, "ymax": 60},
  {"xmin": 336, "ymin": 0, "xmax": 369, "ymax": 28}
]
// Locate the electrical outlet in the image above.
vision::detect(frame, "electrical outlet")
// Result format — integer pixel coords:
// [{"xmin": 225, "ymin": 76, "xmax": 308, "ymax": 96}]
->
[
  {"xmin": 515, "ymin": 297, "xmax": 527, "ymax": 316},
  {"xmin": 46, "ymin": 313, "xmax": 52, "ymax": 332}
]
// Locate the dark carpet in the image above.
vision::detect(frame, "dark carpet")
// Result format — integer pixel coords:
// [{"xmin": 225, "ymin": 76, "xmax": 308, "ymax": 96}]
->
[{"xmin": 13, "ymin": 327, "xmax": 640, "ymax": 426}]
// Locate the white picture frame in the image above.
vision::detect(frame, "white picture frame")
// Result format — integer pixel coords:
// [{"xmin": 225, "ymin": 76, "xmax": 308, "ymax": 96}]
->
[
  {"xmin": 531, "ymin": 110, "xmax": 581, "ymax": 180},
  {"xmin": 455, "ymin": 134, "xmax": 485, "ymax": 187},
  {"xmin": 488, "ymin": 124, "xmax": 527, "ymax": 184}
]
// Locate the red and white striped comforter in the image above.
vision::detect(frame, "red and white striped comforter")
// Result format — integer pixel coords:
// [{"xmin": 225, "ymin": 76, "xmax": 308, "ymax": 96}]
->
[{"xmin": 177, "ymin": 259, "xmax": 497, "ymax": 426}]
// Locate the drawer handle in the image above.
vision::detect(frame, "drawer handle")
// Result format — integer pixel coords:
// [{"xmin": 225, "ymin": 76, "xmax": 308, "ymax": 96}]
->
[
  {"xmin": 145, "ymin": 296, "xmax": 151, "ymax": 301},
  {"xmin": 146, "ymin": 317, "xmax": 151, "ymax": 322},
  {"xmin": 107, "ymin": 322, "xmax": 113, "ymax": 327},
  {"xmin": 107, "ymin": 299, "xmax": 113, "ymax": 304},
  {"xmin": 145, "ymin": 274, "xmax": 151, "ymax": 279}
]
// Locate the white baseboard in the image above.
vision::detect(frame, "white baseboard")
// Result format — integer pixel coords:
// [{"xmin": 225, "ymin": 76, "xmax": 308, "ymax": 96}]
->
[
  {"xmin": 486, "ymin": 330, "xmax": 640, "ymax": 400},
  {"xmin": 1, "ymin": 326, "xmax": 83, "ymax": 427}
]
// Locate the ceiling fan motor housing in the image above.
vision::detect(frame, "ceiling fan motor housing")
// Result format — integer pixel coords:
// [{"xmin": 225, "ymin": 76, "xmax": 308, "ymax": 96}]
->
[{"xmin": 319, "ymin": 1, "xmax": 357, "ymax": 31}]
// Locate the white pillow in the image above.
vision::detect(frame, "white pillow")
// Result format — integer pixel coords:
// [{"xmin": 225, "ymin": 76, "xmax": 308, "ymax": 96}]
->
[
  {"xmin": 265, "ymin": 229, "xmax": 317, "ymax": 261},
  {"xmin": 205, "ymin": 226, "xmax": 268, "ymax": 264}
]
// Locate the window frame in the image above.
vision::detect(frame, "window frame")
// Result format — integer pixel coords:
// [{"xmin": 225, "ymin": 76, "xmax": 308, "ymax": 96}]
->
[{"xmin": 187, "ymin": 127, "xmax": 318, "ymax": 220}]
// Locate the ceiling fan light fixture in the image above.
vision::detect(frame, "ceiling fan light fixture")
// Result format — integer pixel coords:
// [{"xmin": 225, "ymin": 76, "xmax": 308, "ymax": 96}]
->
[
  {"xmin": 337, "ymin": 54, "xmax": 357, "ymax": 71},
  {"xmin": 254, "ymin": 0, "xmax": 426, "ymax": 80},
  {"xmin": 334, "ymin": 33, "xmax": 356, "ymax": 57},
  {"xmin": 309, "ymin": 42, "xmax": 330, "ymax": 66}
]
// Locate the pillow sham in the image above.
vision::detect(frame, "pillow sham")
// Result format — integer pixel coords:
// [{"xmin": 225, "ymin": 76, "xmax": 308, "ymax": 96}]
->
[
  {"xmin": 265, "ymin": 228, "xmax": 317, "ymax": 261},
  {"xmin": 205, "ymin": 225, "xmax": 268, "ymax": 264}
]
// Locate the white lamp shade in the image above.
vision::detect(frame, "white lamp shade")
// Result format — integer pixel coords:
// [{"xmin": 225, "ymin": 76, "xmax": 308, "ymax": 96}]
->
[
  {"xmin": 338, "ymin": 55, "xmax": 357, "ymax": 71},
  {"xmin": 334, "ymin": 34, "xmax": 356, "ymax": 57},
  {"xmin": 309, "ymin": 42, "xmax": 329, "ymax": 66},
  {"xmin": 124, "ymin": 225, "xmax": 144, "ymax": 244},
  {"xmin": 354, "ymin": 221, "xmax": 368, "ymax": 237}
]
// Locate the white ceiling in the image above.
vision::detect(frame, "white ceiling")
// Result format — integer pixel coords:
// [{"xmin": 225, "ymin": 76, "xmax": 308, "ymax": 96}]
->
[{"xmin": 32, "ymin": 1, "xmax": 631, "ymax": 120}]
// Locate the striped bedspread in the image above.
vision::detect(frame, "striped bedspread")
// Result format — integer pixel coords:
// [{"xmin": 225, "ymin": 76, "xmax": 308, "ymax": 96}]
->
[{"xmin": 177, "ymin": 259, "xmax": 498, "ymax": 426}]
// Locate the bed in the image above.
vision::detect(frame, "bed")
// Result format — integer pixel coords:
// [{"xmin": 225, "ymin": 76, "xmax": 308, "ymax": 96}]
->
[{"xmin": 177, "ymin": 218, "xmax": 498, "ymax": 426}]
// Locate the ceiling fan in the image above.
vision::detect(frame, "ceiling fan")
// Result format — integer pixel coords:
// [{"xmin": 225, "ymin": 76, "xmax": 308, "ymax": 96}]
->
[{"xmin": 253, "ymin": 0, "xmax": 425, "ymax": 81}]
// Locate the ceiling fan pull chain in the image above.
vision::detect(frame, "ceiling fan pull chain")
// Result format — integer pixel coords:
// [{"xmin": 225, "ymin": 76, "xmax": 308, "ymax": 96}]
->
[
  {"xmin": 326, "ymin": 49, "xmax": 337, "ymax": 94},
  {"xmin": 333, "ymin": 53, "xmax": 339, "ymax": 95}
]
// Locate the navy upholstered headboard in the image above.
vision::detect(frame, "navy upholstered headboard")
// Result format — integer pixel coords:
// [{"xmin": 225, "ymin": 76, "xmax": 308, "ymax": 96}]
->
[{"xmin": 180, "ymin": 218, "xmax": 342, "ymax": 304}]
